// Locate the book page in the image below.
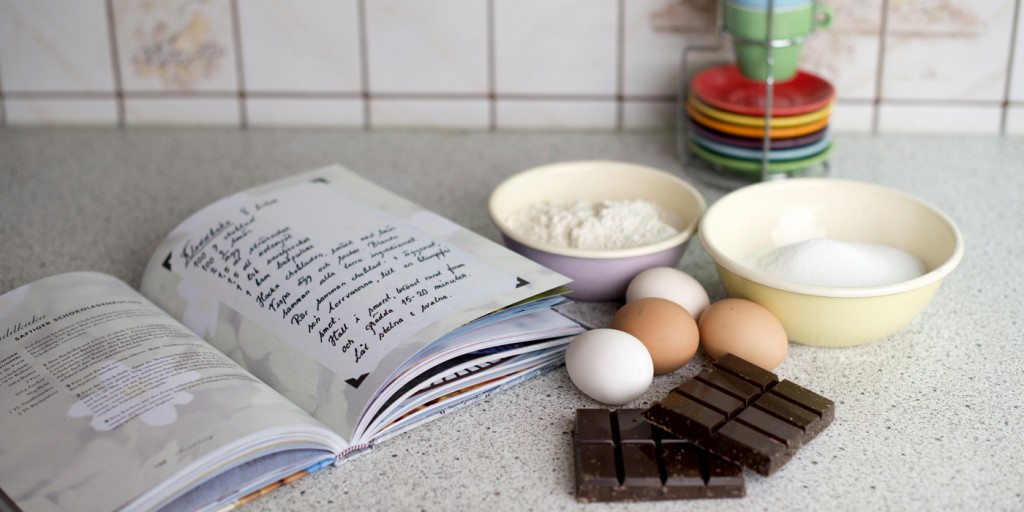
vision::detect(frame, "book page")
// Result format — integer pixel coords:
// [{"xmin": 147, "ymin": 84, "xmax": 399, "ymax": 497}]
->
[
  {"xmin": 356, "ymin": 309, "xmax": 581, "ymax": 439},
  {"xmin": 140, "ymin": 165, "xmax": 572, "ymax": 442},
  {"xmin": 167, "ymin": 179, "xmax": 512, "ymax": 386},
  {"xmin": 0, "ymin": 273, "xmax": 346, "ymax": 512}
]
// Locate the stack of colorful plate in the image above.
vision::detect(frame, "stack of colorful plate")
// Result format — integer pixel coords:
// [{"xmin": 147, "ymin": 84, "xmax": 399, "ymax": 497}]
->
[{"xmin": 686, "ymin": 64, "xmax": 835, "ymax": 177}]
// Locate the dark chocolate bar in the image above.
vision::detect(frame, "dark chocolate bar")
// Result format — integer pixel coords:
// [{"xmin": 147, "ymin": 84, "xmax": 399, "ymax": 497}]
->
[
  {"xmin": 573, "ymin": 408, "xmax": 745, "ymax": 503},
  {"xmin": 642, "ymin": 354, "xmax": 834, "ymax": 476}
]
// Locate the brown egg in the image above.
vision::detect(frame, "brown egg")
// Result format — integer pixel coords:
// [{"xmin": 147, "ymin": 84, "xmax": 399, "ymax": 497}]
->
[
  {"xmin": 611, "ymin": 297, "xmax": 699, "ymax": 374},
  {"xmin": 698, "ymin": 298, "xmax": 788, "ymax": 370}
]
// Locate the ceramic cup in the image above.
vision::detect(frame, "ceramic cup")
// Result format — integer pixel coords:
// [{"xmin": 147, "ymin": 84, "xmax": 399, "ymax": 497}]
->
[{"xmin": 724, "ymin": 1, "xmax": 833, "ymax": 81}]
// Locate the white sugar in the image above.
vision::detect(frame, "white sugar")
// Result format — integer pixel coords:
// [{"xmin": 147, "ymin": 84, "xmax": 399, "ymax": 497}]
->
[{"xmin": 745, "ymin": 238, "xmax": 926, "ymax": 287}]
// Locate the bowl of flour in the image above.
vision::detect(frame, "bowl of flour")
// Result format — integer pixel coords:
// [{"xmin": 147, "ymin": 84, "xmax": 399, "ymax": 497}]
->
[
  {"xmin": 488, "ymin": 160, "xmax": 706, "ymax": 301},
  {"xmin": 699, "ymin": 178, "xmax": 963, "ymax": 347}
]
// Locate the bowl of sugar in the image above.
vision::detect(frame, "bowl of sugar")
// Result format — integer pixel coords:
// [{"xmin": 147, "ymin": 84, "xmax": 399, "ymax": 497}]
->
[
  {"xmin": 699, "ymin": 178, "xmax": 963, "ymax": 347},
  {"xmin": 488, "ymin": 160, "xmax": 706, "ymax": 301}
]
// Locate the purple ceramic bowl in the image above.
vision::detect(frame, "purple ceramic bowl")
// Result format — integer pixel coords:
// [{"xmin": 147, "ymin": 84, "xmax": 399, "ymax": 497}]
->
[
  {"xmin": 499, "ymin": 236, "xmax": 691, "ymax": 301},
  {"xmin": 489, "ymin": 160, "xmax": 706, "ymax": 301}
]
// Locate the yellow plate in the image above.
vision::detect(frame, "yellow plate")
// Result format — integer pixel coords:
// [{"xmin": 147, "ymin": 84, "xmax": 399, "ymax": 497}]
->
[
  {"xmin": 688, "ymin": 93, "xmax": 832, "ymax": 128},
  {"xmin": 687, "ymin": 103, "xmax": 829, "ymax": 139}
]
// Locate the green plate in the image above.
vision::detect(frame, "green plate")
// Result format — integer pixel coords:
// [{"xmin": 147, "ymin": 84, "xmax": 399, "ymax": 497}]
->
[{"xmin": 689, "ymin": 139, "xmax": 833, "ymax": 177}]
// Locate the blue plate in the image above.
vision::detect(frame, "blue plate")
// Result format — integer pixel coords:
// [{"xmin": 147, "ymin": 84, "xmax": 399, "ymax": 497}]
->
[{"xmin": 689, "ymin": 139, "xmax": 832, "ymax": 176}]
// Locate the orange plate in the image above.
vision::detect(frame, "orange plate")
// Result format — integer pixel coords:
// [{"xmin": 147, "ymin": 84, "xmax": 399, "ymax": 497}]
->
[
  {"xmin": 688, "ymin": 94, "xmax": 831, "ymax": 128},
  {"xmin": 687, "ymin": 103, "xmax": 829, "ymax": 139}
]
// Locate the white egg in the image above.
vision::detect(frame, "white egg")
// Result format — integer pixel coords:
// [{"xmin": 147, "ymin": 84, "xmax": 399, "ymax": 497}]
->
[
  {"xmin": 565, "ymin": 329, "xmax": 654, "ymax": 405},
  {"xmin": 626, "ymin": 267, "xmax": 710, "ymax": 319}
]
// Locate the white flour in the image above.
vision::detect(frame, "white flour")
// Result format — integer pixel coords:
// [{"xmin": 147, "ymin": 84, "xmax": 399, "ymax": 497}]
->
[
  {"xmin": 505, "ymin": 199, "xmax": 680, "ymax": 250},
  {"xmin": 745, "ymin": 238, "xmax": 926, "ymax": 287}
]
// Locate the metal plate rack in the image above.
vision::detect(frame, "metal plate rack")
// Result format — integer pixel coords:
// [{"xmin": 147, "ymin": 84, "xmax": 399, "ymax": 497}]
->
[{"xmin": 677, "ymin": 0, "xmax": 830, "ymax": 186}]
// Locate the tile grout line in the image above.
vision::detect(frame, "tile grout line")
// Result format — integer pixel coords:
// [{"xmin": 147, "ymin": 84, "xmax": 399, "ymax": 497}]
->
[
  {"xmin": 0, "ymin": 59, "xmax": 6, "ymax": 127},
  {"xmin": 106, "ymin": 0, "xmax": 126, "ymax": 128},
  {"xmin": 615, "ymin": 0, "xmax": 625, "ymax": 130},
  {"xmin": 487, "ymin": 0, "xmax": 497, "ymax": 131},
  {"xmin": 5, "ymin": 89, "xmax": 1016, "ymax": 106},
  {"xmin": 1001, "ymin": 0, "xmax": 1022, "ymax": 135},
  {"xmin": 229, "ymin": 0, "xmax": 248, "ymax": 129},
  {"xmin": 0, "ymin": 90, "xmax": 608, "ymax": 101},
  {"xmin": 872, "ymin": 0, "xmax": 890, "ymax": 135},
  {"xmin": 357, "ymin": 0, "xmax": 371, "ymax": 129}
]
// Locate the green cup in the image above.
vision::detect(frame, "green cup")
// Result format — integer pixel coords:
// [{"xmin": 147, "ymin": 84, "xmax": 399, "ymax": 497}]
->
[{"xmin": 724, "ymin": 1, "xmax": 833, "ymax": 81}]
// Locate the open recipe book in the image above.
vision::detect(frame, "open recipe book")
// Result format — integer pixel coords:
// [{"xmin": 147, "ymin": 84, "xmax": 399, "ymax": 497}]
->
[{"xmin": 0, "ymin": 166, "xmax": 583, "ymax": 512}]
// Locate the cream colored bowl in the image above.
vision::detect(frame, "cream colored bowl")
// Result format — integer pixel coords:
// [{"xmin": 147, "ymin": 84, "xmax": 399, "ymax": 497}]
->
[
  {"xmin": 699, "ymin": 178, "xmax": 963, "ymax": 347},
  {"xmin": 489, "ymin": 160, "xmax": 706, "ymax": 301}
]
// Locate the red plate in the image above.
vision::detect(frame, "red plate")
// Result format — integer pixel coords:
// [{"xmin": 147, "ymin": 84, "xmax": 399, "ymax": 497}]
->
[{"xmin": 691, "ymin": 64, "xmax": 835, "ymax": 117}]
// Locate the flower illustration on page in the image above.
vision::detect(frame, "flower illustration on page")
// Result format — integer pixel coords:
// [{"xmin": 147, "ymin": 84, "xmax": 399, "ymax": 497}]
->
[
  {"xmin": 177, "ymin": 279, "xmax": 219, "ymax": 339},
  {"xmin": 68, "ymin": 360, "xmax": 199, "ymax": 431}
]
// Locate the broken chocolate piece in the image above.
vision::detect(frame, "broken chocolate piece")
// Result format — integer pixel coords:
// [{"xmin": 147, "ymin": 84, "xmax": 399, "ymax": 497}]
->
[
  {"xmin": 573, "ymin": 408, "xmax": 745, "ymax": 503},
  {"xmin": 643, "ymin": 354, "xmax": 834, "ymax": 476}
]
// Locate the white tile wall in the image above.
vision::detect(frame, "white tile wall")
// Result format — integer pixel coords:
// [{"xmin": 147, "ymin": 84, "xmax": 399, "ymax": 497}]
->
[
  {"xmin": 1006, "ymin": 107, "xmax": 1024, "ymax": 136},
  {"xmin": 801, "ymin": 0, "xmax": 883, "ymax": 101},
  {"xmin": 238, "ymin": 0, "xmax": 362, "ymax": 93},
  {"xmin": 366, "ymin": 0, "xmax": 488, "ymax": 94},
  {"xmin": 1010, "ymin": 0, "xmax": 1024, "ymax": 103},
  {"xmin": 494, "ymin": 0, "xmax": 618, "ymax": 96},
  {"xmin": 246, "ymin": 98, "xmax": 364, "ymax": 127},
  {"xmin": 881, "ymin": 0, "xmax": 1014, "ymax": 102},
  {"xmin": 877, "ymin": 103, "xmax": 1004, "ymax": 135},
  {"xmin": 0, "ymin": 0, "xmax": 115, "ymax": 92},
  {"xmin": 0, "ymin": 0, "xmax": 1021, "ymax": 135},
  {"xmin": 371, "ymin": 98, "xmax": 489, "ymax": 128},
  {"xmin": 5, "ymin": 98, "xmax": 119, "ymax": 125},
  {"xmin": 623, "ymin": 0, "xmax": 720, "ymax": 98},
  {"xmin": 828, "ymin": 102, "xmax": 875, "ymax": 133},
  {"xmin": 622, "ymin": 100, "xmax": 677, "ymax": 130},
  {"xmin": 495, "ymin": 99, "xmax": 618, "ymax": 129},
  {"xmin": 1011, "ymin": 0, "xmax": 1024, "ymax": 138},
  {"xmin": 124, "ymin": 98, "xmax": 240, "ymax": 126}
]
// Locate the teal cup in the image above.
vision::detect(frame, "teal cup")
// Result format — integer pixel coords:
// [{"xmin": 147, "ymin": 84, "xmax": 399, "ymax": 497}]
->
[{"xmin": 724, "ymin": 1, "xmax": 833, "ymax": 81}]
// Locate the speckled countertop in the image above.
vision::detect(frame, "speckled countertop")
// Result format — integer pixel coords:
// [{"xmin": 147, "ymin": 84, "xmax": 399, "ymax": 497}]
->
[{"xmin": 2, "ymin": 128, "xmax": 1022, "ymax": 511}]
